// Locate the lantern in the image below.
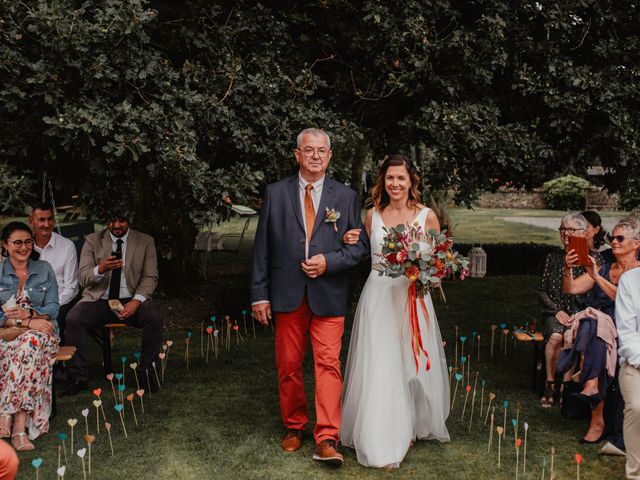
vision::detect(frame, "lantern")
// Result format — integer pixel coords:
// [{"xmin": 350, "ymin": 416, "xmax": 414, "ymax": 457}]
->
[{"xmin": 468, "ymin": 246, "xmax": 487, "ymax": 278}]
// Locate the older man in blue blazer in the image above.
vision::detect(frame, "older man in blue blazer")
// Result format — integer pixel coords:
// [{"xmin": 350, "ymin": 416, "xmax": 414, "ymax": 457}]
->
[{"xmin": 251, "ymin": 128, "xmax": 369, "ymax": 466}]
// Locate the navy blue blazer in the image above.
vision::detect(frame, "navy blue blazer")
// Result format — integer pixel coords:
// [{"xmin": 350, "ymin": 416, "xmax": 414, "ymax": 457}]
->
[{"xmin": 250, "ymin": 175, "xmax": 369, "ymax": 317}]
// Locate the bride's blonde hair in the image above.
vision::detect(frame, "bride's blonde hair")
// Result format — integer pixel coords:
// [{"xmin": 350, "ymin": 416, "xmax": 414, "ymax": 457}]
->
[{"xmin": 368, "ymin": 155, "xmax": 422, "ymax": 211}]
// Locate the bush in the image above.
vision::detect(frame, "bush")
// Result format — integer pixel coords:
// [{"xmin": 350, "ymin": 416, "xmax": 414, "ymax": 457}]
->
[
  {"xmin": 455, "ymin": 243, "xmax": 563, "ymax": 276},
  {"xmin": 542, "ymin": 175, "xmax": 590, "ymax": 210}
]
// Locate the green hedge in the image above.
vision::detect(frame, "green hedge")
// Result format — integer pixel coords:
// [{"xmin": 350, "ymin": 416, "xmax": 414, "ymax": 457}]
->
[{"xmin": 455, "ymin": 243, "xmax": 563, "ymax": 276}]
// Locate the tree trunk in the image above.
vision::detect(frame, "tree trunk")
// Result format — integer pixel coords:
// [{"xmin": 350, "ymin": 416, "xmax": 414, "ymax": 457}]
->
[{"xmin": 350, "ymin": 136, "xmax": 367, "ymax": 201}]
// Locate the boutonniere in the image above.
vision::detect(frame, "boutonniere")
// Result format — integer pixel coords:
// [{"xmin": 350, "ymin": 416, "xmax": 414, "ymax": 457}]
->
[{"xmin": 325, "ymin": 207, "xmax": 341, "ymax": 232}]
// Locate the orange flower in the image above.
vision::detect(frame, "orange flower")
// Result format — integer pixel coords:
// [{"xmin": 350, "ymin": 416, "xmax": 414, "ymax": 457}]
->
[{"xmin": 405, "ymin": 265, "xmax": 420, "ymax": 282}]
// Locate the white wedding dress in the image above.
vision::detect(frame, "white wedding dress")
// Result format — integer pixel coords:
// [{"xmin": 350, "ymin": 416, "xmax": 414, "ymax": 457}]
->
[{"xmin": 341, "ymin": 207, "xmax": 450, "ymax": 468}]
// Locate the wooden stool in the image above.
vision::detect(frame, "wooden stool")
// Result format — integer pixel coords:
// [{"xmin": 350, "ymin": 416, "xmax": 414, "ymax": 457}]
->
[
  {"xmin": 512, "ymin": 330, "xmax": 544, "ymax": 391},
  {"xmin": 52, "ymin": 346, "xmax": 77, "ymax": 417}
]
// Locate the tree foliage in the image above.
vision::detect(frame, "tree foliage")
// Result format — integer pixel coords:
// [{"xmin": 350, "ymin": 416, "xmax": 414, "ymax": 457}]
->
[{"xmin": 1, "ymin": 0, "xmax": 639, "ymax": 277}]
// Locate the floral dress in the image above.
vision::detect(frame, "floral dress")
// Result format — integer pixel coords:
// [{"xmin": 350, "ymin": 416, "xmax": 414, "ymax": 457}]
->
[{"xmin": 0, "ymin": 289, "xmax": 59, "ymax": 440}]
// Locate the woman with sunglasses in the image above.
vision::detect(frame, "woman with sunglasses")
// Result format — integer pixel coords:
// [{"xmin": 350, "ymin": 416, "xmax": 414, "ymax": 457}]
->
[
  {"xmin": 0, "ymin": 222, "xmax": 59, "ymax": 451},
  {"xmin": 539, "ymin": 213, "xmax": 599, "ymax": 407},
  {"xmin": 559, "ymin": 218, "xmax": 640, "ymax": 444}
]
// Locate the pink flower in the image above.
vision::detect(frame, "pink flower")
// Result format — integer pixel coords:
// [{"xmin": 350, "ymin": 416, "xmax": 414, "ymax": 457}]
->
[{"xmin": 396, "ymin": 250, "xmax": 408, "ymax": 263}]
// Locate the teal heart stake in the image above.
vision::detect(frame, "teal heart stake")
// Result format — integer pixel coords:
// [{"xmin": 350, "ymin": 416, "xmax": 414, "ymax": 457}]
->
[
  {"xmin": 461, "ymin": 356, "xmax": 467, "ymax": 364},
  {"xmin": 57, "ymin": 432, "xmax": 68, "ymax": 441},
  {"xmin": 455, "ymin": 373, "xmax": 463, "ymax": 381},
  {"xmin": 460, "ymin": 336, "xmax": 467, "ymax": 343},
  {"xmin": 31, "ymin": 458, "xmax": 43, "ymax": 469},
  {"xmin": 121, "ymin": 355, "xmax": 126, "ymax": 363},
  {"xmin": 511, "ymin": 418, "xmax": 517, "ymax": 427},
  {"xmin": 118, "ymin": 384, "xmax": 126, "ymax": 392},
  {"xmin": 500, "ymin": 323, "xmax": 507, "ymax": 329},
  {"xmin": 114, "ymin": 404, "xmax": 124, "ymax": 412},
  {"xmin": 134, "ymin": 351, "xmax": 141, "ymax": 361},
  {"xmin": 115, "ymin": 373, "xmax": 123, "ymax": 381},
  {"xmin": 187, "ymin": 331, "xmax": 192, "ymax": 338},
  {"xmin": 503, "ymin": 400, "xmax": 509, "ymax": 408},
  {"xmin": 242, "ymin": 309, "xmax": 247, "ymax": 315}
]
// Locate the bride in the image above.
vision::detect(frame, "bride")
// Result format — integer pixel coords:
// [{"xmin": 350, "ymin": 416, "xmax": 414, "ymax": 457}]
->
[{"xmin": 341, "ymin": 154, "xmax": 450, "ymax": 468}]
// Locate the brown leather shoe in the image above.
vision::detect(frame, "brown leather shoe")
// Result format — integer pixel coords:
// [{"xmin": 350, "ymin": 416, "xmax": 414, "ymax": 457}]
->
[
  {"xmin": 312, "ymin": 439, "xmax": 344, "ymax": 466},
  {"xmin": 281, "ymin": 429, "xmax": 303, "ymax": 452}
]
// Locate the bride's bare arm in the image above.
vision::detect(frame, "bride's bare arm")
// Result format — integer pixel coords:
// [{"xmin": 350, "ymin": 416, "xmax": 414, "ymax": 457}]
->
[{"xmin": 364, "ymin": 209, "xmax": 373, "ymax": 238}]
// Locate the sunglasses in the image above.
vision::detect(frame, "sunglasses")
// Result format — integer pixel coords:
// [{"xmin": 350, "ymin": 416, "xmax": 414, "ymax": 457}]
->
[{"xmin": 607, "ymin": 234, "xmax": 638, "ymax": 243}]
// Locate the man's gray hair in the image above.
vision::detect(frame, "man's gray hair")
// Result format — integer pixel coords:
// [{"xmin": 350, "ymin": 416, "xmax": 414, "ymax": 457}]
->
[
  {"xmin": 612, "ymin": 216, "xmax": 640, "ymax": 239},
  {"xmin": 296, "ymin": 128, "xmax": 331, "ymax": 149},
  {"xmin": 560, "ymin": 212, "xmax": 588, "ymax": 230}
]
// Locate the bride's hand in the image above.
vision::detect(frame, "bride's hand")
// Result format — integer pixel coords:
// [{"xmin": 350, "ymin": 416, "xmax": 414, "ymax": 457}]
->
[{"xmin": 342, "ymin": 228, "xmax": 361, "ymax": 245}]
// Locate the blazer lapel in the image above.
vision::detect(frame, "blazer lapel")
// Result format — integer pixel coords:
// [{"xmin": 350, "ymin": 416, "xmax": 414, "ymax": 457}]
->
[
  {"xmin": 311, "ymin": 179, "xmax": 335, "ymax": 239},
  {"xmin": 124, "ymin": 230, "xmax": 136, "ymax": 287},
  {"xmin": 101, "ymin": 230, "xmax": 113, "ymax": 261},
  {"xmin": 287, "ymin": 175, "xmax": 305, "ymax": 232}
]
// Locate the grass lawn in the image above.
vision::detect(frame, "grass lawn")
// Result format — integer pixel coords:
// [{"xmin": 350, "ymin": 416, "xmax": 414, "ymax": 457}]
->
[{"xmin": 14, "ymin": 274, "xmax": 624, "ymax": 479}]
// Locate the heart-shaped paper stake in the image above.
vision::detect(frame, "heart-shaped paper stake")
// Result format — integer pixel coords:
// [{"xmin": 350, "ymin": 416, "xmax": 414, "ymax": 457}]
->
[
  {"xmin": 460, "ymin": 336, "xmax": 467, "ymax": 343},
  {"xmin": 466, "ymin": 385, "xmax": 471, "ymax": 392},
  {"xmin": 57, "ymin": 466, "xmax": 66, "ymax": 477},
  {"xmin": 225, "ymin": 315, "xmax": 230, "ymax": 321},
  {"xmin": 115, "ymin": 373, "xmax": 123, "ymax": 381},
  {"xmin": 502, "ymin": 329, "xmax": 509, "ymax": 335},
  {"xmin": 136, "ymin": 389, "xmax": 145, "ymax": 397},
  {"xmin": 130, "ymin": 362, "xmax": 138, "ymax": 370},
  {"xmin": 114, "ymin": 404, "xmax": 124, "ymax": 412},
  {"xmin": 233, "ymin": 325, "xmax": 239, "ymax": 331},
  {"xmin": 77, "ymin": 447, "xmax": 86, "ymax": 458},
  {"xmin": 104, "ymin": 422, "xmax": 112, "ymax": 431},
  {"xmin": 187, "ymin": 331, "xmax": 192, "ymax": 338},
  {"xmin": 497, "ymin": 426, "xmax": 504, "ymax": 435},
  {"xmin": 242, "ymin": 309, "xmax": 247, "ymax": 315},
  {"xmin": 455, "ymin": 373, "xmax": 463, "ymax": 381},
  {"xmin": 85, "ymin": 434, "xmax": 95, "ymax": 444},
  {"xmin": 58, "ymin": 432, "xmax": 68, "ymax": 441},
  {"xmin": 158, "ymin": 353, "xmax": 166, "ymax": 360},
  {"xmin": 31, "ymin": 458, "xmax": 43, "ymax": 468},
  {"xmin": 499, "ymin": 323, "xmax": 507, "ymax": 329},
  {"xmin": 126, "ymin": 393, "xmax": 134, "ymax": 402},
  {"xmin": 166, "ymin": 340, "xmax": 174, "ymax": 347},
  {"xmin": 575, "ymin": 453, "xmax": 583, "ymax": 464},
  {"xmin": 524, "ymin": 422, "xmax": 529, "ymax": 431},
  {"xmin": 214, "ymin": 330, "xmax": 219, "ymax": 337},
  {"xmin": 206, "ymin": 327, "xmax": 213, "ymax": 334},
  {"xmin": 516, "ymin": 438, "xmax": 522, "ymax": 448},
  {"xmin": 121, "ymin": 355, "xmax": 127, "ymax": 362},
  {"xmin": 511, "ymin": 418, "xmax": 517, "ymax": 427},
  {"xmin": 489, "ymin": 393, "xmax": 496, "ymax": 400},
  {"xmin": 92, "ymin": 388, "xmax": 102, "ymax": 397},
  {"xmin": 442, "ymin": 341, "xmax": 447, "ymax": 348},
  {"xmin": 118, "ymin": 384, "xmax": 126, "ymax": 392},
  {"xmin": 503, "ymin": 400, "xmax": 509, "ymax": 408},
  {"xmin": 134, "ymin": 352, "xmax": 141, "ymax": 360},
  {"xmin": 82, "ymin": 408, "xmax": 89, "ymax": 417},
  {"xmin": 68, "ymin": 418, "xmax": 78, "ymax": 427},
  {"xmin": 472, "ymin": 330, "xmax": 477, "ymax": 337},
  {"xmin": 93, "ymin": 399, "xmax": 102, "ymax": 408},
  {"xmin": 461, "ymin": 356, "xmax": 467, "ymax": 364},
  {"xmin": 491, "ymin": 324, "xmax": 497, "ymax": 331},
  {"xmin": 106, "ymin": 373, "xmax": 114, "ymax": 381}
]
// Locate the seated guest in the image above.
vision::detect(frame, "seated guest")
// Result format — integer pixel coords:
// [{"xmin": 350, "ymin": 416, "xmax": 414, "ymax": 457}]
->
[
  {"xmin": 582, "ymin": 210, "xmax": 613, "ymax": 264},
  {"xmin": 62, "ymin": 211, "xmax": 162, "ymax": 396},
  {"xmin": 0, "ymin": 439, "xmax": 18, "ymax": 479},
  {"xmin": 616, "ymin": 246, "xmax": 640, "ymax": 479},
  {"xmin": 0, "ymin": 222, "xmax": 60, "ymax": 451},
  {"xmin": 539, "ymin": 213, "xmax": 594, "ymax": 407},
  {"xmin": 28, "ymin": 202, "xmax": 79, "ymax": 339},
  {"xmin": 559, "ymin": 218, "xmax": 640, "ymax": 443}
]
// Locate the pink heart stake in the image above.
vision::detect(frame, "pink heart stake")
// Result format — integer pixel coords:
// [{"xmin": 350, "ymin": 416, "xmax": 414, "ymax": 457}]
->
[
  {"xmin": 104, "ymin": 422, "xmax": 114, "ymax": 456},
  {"xmin": 106, "ymin": 373, "xmax": 117, "ymax": 403},
  {"xmin": 136, "ymin": 389, "xmax": 145, "ymax": 414}
]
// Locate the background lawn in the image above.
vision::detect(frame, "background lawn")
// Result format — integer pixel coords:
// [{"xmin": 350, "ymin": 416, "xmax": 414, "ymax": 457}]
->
[{"xmin": 14, "ymin": 275, "xmax": 624, "ymax": 479}]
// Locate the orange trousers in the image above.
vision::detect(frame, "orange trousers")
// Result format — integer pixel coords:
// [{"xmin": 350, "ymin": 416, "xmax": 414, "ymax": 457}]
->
[
  {"xmin": 0, "ymin": 440, "xmax": 18, "ymax": 480},
  {"xmin": 275, "ymin": 296, "xmax": 344, "ymax": 444}
]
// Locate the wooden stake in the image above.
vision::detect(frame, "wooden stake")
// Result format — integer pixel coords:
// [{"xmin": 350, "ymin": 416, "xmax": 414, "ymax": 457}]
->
[
  {"xmin": 105, "ymin": 423, "xmax": 114, "ymax": 457},
  {"xmin": 497, "ymin": 426, "xmax": 503, "ymax": 468},
  {"xmin": 455, "ymin": 326, "xmax": 459, "ymax": 369},
  {"xmin": 490, "ymin": 324, "xmax": 497, "ymax": 358},
  {"xmin": 550, "ymin": 447, "xmax": 555, "ymax": 479},
  {"xmin": 480, "ymin": 380, "xmax": 486, "ymax": 423},
  {"xmin": 461, "ymin": 385, "xmax": 471, "ymax": 420},
  {"xmin": 469, "ymin": 372, "xmax": 479, "ymax": 432},
  {"xmin": 477, "ymin": 334, "xmax": 481, "ymax": 363},
  {"xmin": 488, "ymin": 410, "xmax": 495, "ymax": 452},
  {"xmin": 484, "ymin": 393, "xmax": 495, "ymax": 426},
  {"xmin": 127, "ymin": 394, "xmax": 138, "ymax": 426},
  {"xmin": 523, "ymin": 422, "xmax": 529, "ymax": 474},
  {"xmin": 451, "ymin": 374, "xmax": 462, "ymax": 411}
]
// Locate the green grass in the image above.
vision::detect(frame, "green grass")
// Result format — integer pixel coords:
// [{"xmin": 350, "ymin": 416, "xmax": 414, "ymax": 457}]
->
[{"xmin": 14, "ymin": 275, "xmax": 624, "ymax": 479}]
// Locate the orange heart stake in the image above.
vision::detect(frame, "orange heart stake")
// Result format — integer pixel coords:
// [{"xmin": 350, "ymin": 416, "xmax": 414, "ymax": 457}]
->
[
  {"xmin": 461, "ymin": 385, "xmax": 472, "ymax": 420},
  {"xmin": 85, "ymin": 434, "xmax": 95, "ymax": 475},
  {"xmin": 575, "ymin": 453, "xmax": 583, "ymax": 480},
  {"xmin": 484, "ymin": 392, "xmax": 496, "ymax": 426},
  {"xmin": 127, "ymin": 394, "xmax": 138, "ymax": 426},
  {"xmin": 515, "ymin": 438, "xmax": 522, "ymax": 480},
  {"xmin": 92, "ymin": 388, "xmax": 102, "ymax": 397}
]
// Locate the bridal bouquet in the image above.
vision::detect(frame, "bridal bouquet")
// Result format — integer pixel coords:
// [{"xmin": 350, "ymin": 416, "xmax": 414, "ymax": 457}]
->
[{"xmin": 375, "ymin": 221, "xmax": 469, "ymax": 371}]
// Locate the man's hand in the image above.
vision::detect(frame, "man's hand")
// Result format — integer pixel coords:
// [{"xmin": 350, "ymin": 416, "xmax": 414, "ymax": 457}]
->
[
  {"xmin": 119, "ymin": 299, "xmax": 141, "ymax": 320},
  {"xmin": 252, "ymin": 302, "xmax": 272, "ymax": 326},
  {"xmin": 302, "ymin": 254, "xmax": 327, "ymax": 279},
  {"xmin": 98, "ymin": 255, "xmax": 124, "ymax": 275}
]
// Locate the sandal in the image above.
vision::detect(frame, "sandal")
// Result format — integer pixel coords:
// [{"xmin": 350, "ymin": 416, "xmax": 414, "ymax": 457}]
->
[
  {"xmin": 11, "ymin": 432, "xmax": 34, "ymax": 451},
  {"xmin": 540, "ymin": 381, "xmax": 555, "ymax": 408},
  {"xmin": 0, "ymin": 414, "xmax": 11, "ymax": 438}
]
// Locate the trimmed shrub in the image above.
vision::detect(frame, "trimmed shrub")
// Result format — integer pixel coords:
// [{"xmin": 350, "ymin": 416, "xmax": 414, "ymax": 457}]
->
[{"xmin": 542, "ymin": 175, "xmax": 590, "ymax": 210}]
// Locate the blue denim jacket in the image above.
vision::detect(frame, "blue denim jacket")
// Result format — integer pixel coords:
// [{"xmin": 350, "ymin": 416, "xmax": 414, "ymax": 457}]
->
[{"xmin": 0, "ymin": 258, "xmax": 60, "ymax": 333}]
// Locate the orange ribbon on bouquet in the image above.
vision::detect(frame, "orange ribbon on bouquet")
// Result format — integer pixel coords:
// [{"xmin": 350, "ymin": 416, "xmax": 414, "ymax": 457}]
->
[{"xmin": 407, "ymin": 282, "xmax": 430, "ymax": 373}]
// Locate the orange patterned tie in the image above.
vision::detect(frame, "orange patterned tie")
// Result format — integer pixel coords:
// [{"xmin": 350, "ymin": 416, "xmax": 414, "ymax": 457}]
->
[{"xmin": 304, "ymin": 183, "xmax": 315, "ymax": 241}]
